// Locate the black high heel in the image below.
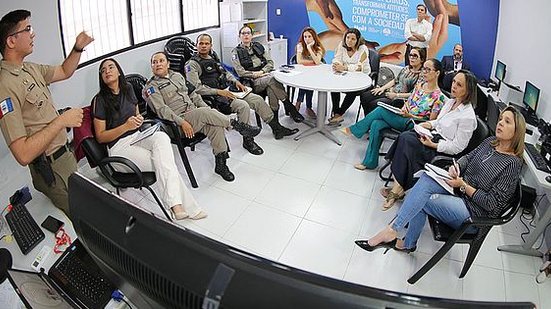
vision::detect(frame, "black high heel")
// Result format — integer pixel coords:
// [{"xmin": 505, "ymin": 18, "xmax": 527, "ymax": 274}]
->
[
  {"xmin": 392, "ymin": 244, "xmax": 417, "ymax": 254},
  {"xmin": 355, "ymin": 239, "xmax": 397, "ymax": 254}
]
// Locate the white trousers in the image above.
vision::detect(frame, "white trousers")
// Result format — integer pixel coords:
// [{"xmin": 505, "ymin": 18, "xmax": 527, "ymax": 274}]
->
[{"xmin": 109, "ymin": 131, "xmax": 201, "ymax": 216}]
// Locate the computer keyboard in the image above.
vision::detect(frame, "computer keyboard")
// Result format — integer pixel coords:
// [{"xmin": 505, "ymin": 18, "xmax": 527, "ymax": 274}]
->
[
  {"xmin": 5, "ymin": 202, "xmax": 45, "ymax": 255},
  {"xmin": 53, "ymin": 247, "xmax": 115, "ymax": 308},
  {"xmin": 525, "ymin": 142, "xmax": 551, "ymax": 173}
]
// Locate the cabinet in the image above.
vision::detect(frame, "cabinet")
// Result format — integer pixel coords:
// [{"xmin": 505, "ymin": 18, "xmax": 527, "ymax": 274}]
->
[
  {"xmin": 268, "ymin": 38, "xmax": 288, "ymax": 68},
  {"xmin": 220, "ymin": 0, "xmax": 268, "ymax": 64}
]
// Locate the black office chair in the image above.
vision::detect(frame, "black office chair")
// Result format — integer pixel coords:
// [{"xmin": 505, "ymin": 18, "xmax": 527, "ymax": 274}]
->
[
  {"xmin": 408, "ymin": 182, "xmax": 522, "ymax": 284},
  {"xmin": 486, "ymin": 95, "xmax": 500, "ymax": 135},
  {"xmin": 355, "ymin": 48, "xmax": 380, "ymax": 122},
  {"xmin": 80, "ymin": 103, "xmax": 171, "ymax": 221},
  {"xmin": 125, "ymin": 73, "xmax": 207, "ymax": 188}
]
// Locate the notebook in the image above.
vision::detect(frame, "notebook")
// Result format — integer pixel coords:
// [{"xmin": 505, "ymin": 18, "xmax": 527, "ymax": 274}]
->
[
  {"xmin": 130, "ymin": 123, "xmax": 161, "ymax": 145},
  {"xmin": 377, "ymin": 102, "xmax": 402, "ymax": 114},
  {"xmin": 6, "ymin": 239, "xmax": 115, "ymax": 309}
]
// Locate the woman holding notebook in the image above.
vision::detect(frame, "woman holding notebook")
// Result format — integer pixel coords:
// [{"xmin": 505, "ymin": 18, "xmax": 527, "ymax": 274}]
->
[
  {"xmin": 92, "ymin": 58, "xmax": 206, "ymax": 221},
  {"xmin": 380, "ymin": 70, "xmax": 478, "ymax": 210},
  {"xmin": 356, "ymin": 106, "xmax": 525, "ymax": 254},
  {"xmin": 341, "ymin": 58, "xmax": 446, "ymax": 171}
]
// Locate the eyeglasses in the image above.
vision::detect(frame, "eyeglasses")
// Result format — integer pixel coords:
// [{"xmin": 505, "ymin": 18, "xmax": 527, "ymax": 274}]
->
[
  {"xmin": 421, "ymin": 67, "xmax": 435, "ymax": 72},
  {"xmin": 240, "ymin": 31, "xmax": 252, "ymax": 35},
  {"xmin": 8, "ymin": 25, "xmax": 33, "ymax": 37},
  {"xmin": 409, "ymin": 53, "xmax": 419, "ymax": 59}
]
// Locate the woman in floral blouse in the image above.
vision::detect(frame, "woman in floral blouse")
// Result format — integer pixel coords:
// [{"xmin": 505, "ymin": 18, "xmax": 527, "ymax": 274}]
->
[{"xmin": 342, "ymin": 58, "xmax": 446, "ymax": 170}]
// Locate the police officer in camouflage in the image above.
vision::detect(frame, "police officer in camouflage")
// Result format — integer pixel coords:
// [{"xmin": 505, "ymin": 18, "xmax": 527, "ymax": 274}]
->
[
  {"xmin": 0, "ymin": 10, "xmax": 92, "ymax": 215},
  {"xmin": 187, "ymin": 34, "xmax": 298, "ymax": 145},
  {"xmin": 231, "ymin": 25, "xmax": 305, "ymax": 124},
  {"xmin": 145, "ymin": 51, "xmax": 260, "ymax": 182}
]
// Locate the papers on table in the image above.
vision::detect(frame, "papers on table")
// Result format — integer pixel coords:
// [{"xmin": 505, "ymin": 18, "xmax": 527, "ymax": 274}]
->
[
  {"xmin": 278, "ymin": 69, "xmax": 301, "ymax": 76},
  {"xmin": 377, "ymin": 102, "xmax": 402, "ymax": 114},
  {"xmin": 227, "ymin": 86, "xmax": 252, "ymax": 99},
  {"xmin": 130, "ymin": 123, "xmax": 161, "ymax": 145}
]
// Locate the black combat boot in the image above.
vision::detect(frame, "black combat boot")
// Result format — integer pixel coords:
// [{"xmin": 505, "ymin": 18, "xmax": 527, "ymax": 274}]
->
[
  {"xmin": 214, "ymin": 152, "xmax": 235, "ymax": 181},
  {"xmin": 267, "ymin": 112, "xmax": 299, "ymax": 140},
  {"xmin": 230, "ymin": 119, "xmax": 261, "ymax": 137},
  {"xmin": 283, "ymin": 100, "xmax": 305, "ymax": 123},
  {"xmin": 243, "ymin": 137, "xmax": 264, "ymax": 155}
]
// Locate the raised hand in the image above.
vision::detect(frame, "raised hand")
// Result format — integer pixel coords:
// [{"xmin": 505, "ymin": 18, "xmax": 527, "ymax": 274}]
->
[{"xmin": 57, "ymin": 108, "xmax": 83, "ymax": 128}]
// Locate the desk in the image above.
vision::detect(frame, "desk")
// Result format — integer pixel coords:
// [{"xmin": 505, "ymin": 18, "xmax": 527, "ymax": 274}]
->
[{"xmin": 273, "ymin": 64, "xmax": 371, "ymax": 145}]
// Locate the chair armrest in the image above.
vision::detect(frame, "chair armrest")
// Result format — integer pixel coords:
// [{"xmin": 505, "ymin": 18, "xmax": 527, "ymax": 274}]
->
[
  {"xmin": 470, "ymin": 216, "xmax": 511, "ymax": 226},
  {"xmin": 99, "ymin": 156, "xmax": 145, "ymax": 187},
  {"xmin": 430, "ymin": 155, "xmax": 454, "ymax": 168}
]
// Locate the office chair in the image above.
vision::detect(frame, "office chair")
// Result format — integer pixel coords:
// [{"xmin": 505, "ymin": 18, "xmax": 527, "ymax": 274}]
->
[
  {"xmin": 125, "ymin": 73, "xmax": 150, "ymax": 117},
  {"xmin": 79, "ymin": 104, "xmax": 172, "ymax": 221},
  {"xmin": 486, "ymin": 95, "xmax": 500, "ymax": 135},
  {"xmin": 124, "ymin": 73, "xmax": 207, "ymax": 188},
  {"xmin": 408, "ymin": 182, "xmax": 522, "ymax": 284},
  {"xmin": 355, "ymin": 48, "xmax": 380, "ymax": 122},
  {"xmin": 164, "ymin": 35, "xmax": 196, "ymax": 74}
]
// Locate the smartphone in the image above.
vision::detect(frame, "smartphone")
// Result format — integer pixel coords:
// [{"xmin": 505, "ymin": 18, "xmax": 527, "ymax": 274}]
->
[{"xmin": 41, "ymin": 215, "xmax": 64, "ymax": 233}]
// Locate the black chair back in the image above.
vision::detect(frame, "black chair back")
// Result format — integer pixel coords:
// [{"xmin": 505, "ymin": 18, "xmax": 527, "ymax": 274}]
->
[
  {"xmin": 486, "ymin": 95, "xmax": 500, "ymax": 134},
  {"xmin": 125, "ymin": 73, "xmax": 148, "ymax": 116},
  {"xmin": 368, "ymin": 48, "xmax": 380, "ymax": 84},
  {"xmin": 164, "ymin": 36, "xmax": 196, "ymax": 74},
  {"xmin": 459, "ymin": 117, "xmax": 490, "ymax": 157}
]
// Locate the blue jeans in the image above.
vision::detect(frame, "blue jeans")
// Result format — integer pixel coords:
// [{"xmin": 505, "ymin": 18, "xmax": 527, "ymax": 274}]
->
[
  {"xmin": 297, "ymin": 89, "xmax": 313, "ymax": 108},
  {"xmin": 391, "ymin": 173, "xmax": 474, "ymax": 249}
]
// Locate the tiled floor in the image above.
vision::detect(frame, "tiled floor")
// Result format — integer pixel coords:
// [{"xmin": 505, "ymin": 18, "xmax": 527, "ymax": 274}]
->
[{"xmin": 6, "ymin": 103, "xmax": 547, "ymax": 307}]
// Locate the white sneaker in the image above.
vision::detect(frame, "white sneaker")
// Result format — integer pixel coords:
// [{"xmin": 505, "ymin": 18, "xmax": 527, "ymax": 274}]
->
[{"xmin": 536, "ymin": 270, "xmax": 549, "ymax": 284}]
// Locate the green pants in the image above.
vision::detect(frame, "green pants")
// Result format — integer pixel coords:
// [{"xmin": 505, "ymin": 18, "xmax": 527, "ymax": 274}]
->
[{"xmin": 29, "ymin": 150, "xmax": 77, "ymax": 216}]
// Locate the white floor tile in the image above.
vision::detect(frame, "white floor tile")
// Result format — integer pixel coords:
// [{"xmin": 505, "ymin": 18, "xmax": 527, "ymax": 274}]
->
[
  {"xmin": 295, "ymin": 133, "xmax": 343, "ymax": 161},
  {"xmin": 500, "ymin": 233, "xmax": 541, "ymax": 275},
  {"xmin": 336, "ymin": 137, "xmax": 367, "ymax": 165},
  {"xmin": 504, "ymin": 271, "xmax": 541, "ymax": 307},
  {"xmin": 537, "ymin": 276, "xmax": 551, "ymax": 309},
  {"xmin": 406, "ymin": 252, "xmax": 464, "ymax": 299},
  {"xmin": 462, "ymin": 265, "xmax": 506, "ymax": 302},
  {"xmin": 464, "ymin": 228, "xmax": 503, "ymax": 269},
  {"xmin": 237, "ymin": 142, "xmax": 295, "ymax": 171},
  {"xmin": 223, "ymin": 202, "xmax": 301, "ymax": 260},
  {"xmin": 279, "ymin": 152, "xmax": 334, "ymax": 184},
  {"xmin": 213, "ymin": 161, "xmax": 275, "ymax": 200},
  {"xmin": 255, "ymin": 173, "xmax": 321, "ymax": 217},
  {"xmin": 279, "ymin": 220, "xmax": 356, "ymax": 280},
  {"xmin": 305, "ymin": 186, "xmax": 370, "ymax": 234},
  {"xmin": 324, "ymin": 161, "xmax": 378, "ymax": 198}
]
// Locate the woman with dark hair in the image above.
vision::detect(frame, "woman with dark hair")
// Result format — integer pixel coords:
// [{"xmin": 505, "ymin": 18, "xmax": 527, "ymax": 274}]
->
[
  {"xmin": 329, "ymin": 28, "xmax": 371, "ymax": 124},
  {"xmin": 356, "ymin": 106, "xmax": 525, "ymax": 254},
  {"xmin": 92, "ymin": 58, "xmax": 206, "ymax": 221},
  {"xmin": 380, "ymin": 70, "xmax": 478, "ymax": 210},
  {"xmin": 359, "ymin": 47, "xmax": 426, "ymax": 117},
  {"xmin": 294, "ymin": 27, "xmax": 326, "ymax": 119},
  {"xmin": 342, "ymin": 58, "xmax": 446, "ymax": 171}
]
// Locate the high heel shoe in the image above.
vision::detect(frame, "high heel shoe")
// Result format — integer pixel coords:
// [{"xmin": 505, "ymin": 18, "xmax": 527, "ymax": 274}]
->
[
  {"xmin": 355, "ymin": 239, "xmax": 397, "ymax": 254},
  {"xmin": 392, "ymin": 244, "xmax": 416, "ymax": 254}
]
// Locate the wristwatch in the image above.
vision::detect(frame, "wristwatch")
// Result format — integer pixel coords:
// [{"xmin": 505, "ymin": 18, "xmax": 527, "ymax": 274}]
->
[{"xmin": 459, "ymin": 180, "xmax": 467, "ymax": 194}]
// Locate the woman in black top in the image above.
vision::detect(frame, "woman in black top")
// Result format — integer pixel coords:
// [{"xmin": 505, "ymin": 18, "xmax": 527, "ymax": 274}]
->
[
  {"xmin": 356, "ymin": 106, "xmax": 525, "ymax": 252},
  {"xmin": 93, "ymin": 58, "xmax": 206, "ymax": 220}
]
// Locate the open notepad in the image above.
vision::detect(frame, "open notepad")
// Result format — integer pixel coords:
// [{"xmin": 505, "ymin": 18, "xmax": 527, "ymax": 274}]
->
[
  {"xmin": 377, "ymin": 101, "xmax": 402, "ymax": 114},
  {"xmin": 414, "ymin": 124, "xmax": 433, "ymax": 138},
  {"xmin": 414, "ymin": 163, "xmax": 455, "ymax": 194},
  {"xmin": 130, "ymin": 123, "xmax": 161, "ymax": 145},
  {"xmin": 227, "ymin": 86, "xmax": 252, "ymax": 99}
]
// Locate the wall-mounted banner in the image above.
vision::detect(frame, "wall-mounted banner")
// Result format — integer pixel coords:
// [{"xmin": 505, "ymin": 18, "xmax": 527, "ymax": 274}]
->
[{"xmin": 305, "ymin": 0, "xmax": 460, "ymax": 64}]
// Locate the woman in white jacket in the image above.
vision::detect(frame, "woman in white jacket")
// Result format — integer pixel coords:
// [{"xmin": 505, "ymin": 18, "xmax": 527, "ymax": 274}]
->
[{"xmin": 329, "ymin": 28, "xmax": 371, "ymax": 124}]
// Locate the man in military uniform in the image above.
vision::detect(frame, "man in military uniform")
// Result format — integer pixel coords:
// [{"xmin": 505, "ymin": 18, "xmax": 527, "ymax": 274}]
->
[
  {"xmin": 145, "ymin": 51, "xmax": 260, "ymax": 182},
  {"xmin": 187, "ymin": 34, "xmax": 298, "ymax": 146},
  {"xmin": 0, "ymin": 10, "xmax": 93, "ymax": 215},
  {"xmin": 231, "ymin": 25, "xmax": 304, "ymax": 123}
]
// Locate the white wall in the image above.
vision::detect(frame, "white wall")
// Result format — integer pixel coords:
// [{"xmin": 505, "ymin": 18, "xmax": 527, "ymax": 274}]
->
[
  {"xmin": 493, "ymin": 0, "xmax": 551, "ymax": 120},
  {"xmin": 0, "ymin": 0, "xmax": 221, "ymax": 159}
]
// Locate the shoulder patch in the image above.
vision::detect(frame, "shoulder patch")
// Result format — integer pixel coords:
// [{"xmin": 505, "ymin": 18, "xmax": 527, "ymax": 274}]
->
[
  {"xmin": 144, "ymin": 86, "xmax": 156, "ymax": 98},
  {"xmin": 185, "ymin": 64, "xmax": 192, "ymax": 73},
  {"xmin": 232, "ymin": 53, "xmax": 238, "ymax": 61},
  {"xmin": 0, "ymin": 98, "xmax": 14, "ymax": 119}
]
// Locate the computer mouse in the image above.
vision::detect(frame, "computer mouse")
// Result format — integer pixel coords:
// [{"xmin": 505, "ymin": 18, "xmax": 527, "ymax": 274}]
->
[{"xmin": 546, "ymin": 175, "xmax": 551, "ymax": 183}]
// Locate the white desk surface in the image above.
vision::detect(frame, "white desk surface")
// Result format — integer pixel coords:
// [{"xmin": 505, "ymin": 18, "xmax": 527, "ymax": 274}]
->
[{"xmin": 273, "ymin": 64, "xmax": 372, "ymax": 92}]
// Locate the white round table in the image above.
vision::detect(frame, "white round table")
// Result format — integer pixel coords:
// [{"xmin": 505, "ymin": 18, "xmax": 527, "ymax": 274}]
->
[{"xmin": 273, "ymin": 64, "xmax": 372, "ymax": 145}]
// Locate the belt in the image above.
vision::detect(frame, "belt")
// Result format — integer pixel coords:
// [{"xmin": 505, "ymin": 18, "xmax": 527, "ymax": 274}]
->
[{"xmin": 46, "ymin": 143, "xmax": 71, "ymax": 163}]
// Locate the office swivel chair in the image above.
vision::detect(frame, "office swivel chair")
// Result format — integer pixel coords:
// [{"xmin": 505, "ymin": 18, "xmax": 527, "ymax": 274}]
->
[
  {"xmin": 408, "ymin": 182, "xmax": 522, "ymax": 284},
  {"xmin": 164, "ymin": 35, "xmax": 196, "ymax": 74},
  {"xmin": 124, "ymin": 74, "xmax": 207, "ymax": 188}
]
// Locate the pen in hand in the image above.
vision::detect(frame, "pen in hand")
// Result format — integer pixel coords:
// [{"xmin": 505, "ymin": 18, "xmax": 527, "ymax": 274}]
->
[{"xmin": 452, "ymin": 158, "xmax": 460, "ymax": 178}]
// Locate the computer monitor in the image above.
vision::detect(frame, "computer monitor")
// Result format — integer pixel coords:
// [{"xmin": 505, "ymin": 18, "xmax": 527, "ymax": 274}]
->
[
  {"xmin": 68, "ymin": 173, "xmax": 535, "ymax": 308},
  {"xmin": 495, "ymin": 60, "xmax": 506, "ymax": 82},
  {"xmin": 523, "ymin": 81, "xmax": 540, "ymax": 112}
]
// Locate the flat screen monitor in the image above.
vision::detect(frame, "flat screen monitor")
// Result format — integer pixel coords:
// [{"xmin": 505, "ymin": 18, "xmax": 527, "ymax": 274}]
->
[
  {"xmin": 495, "ymin": 60, "xmax": 506, "ymax": 82},
  {"xmin": 68, "ymin": 173, "xmax": 535, "ymax": 309},
  {"xmin": 523, "ymin": 81, "xmax": 540, "ymax": 112}
]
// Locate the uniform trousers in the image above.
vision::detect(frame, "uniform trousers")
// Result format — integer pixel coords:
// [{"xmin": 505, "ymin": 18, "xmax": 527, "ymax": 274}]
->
[
  {"xmin": 110, "ymin": 131, "xmax": 202, "ymax": 217},
  {"xmin": 29, "ymin": 150, "xmax": 77, "ymax": 215},
  {"xmin": 253, "ymin": 74, "xmax": 288, "ymax": 111},
  {"xmin": 183, "ymin": 107, "xmax": 230, "ymax": 154},
  {"xmin": 240, "ymin": 92, "xmax": 274, "ymax": 122}
]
